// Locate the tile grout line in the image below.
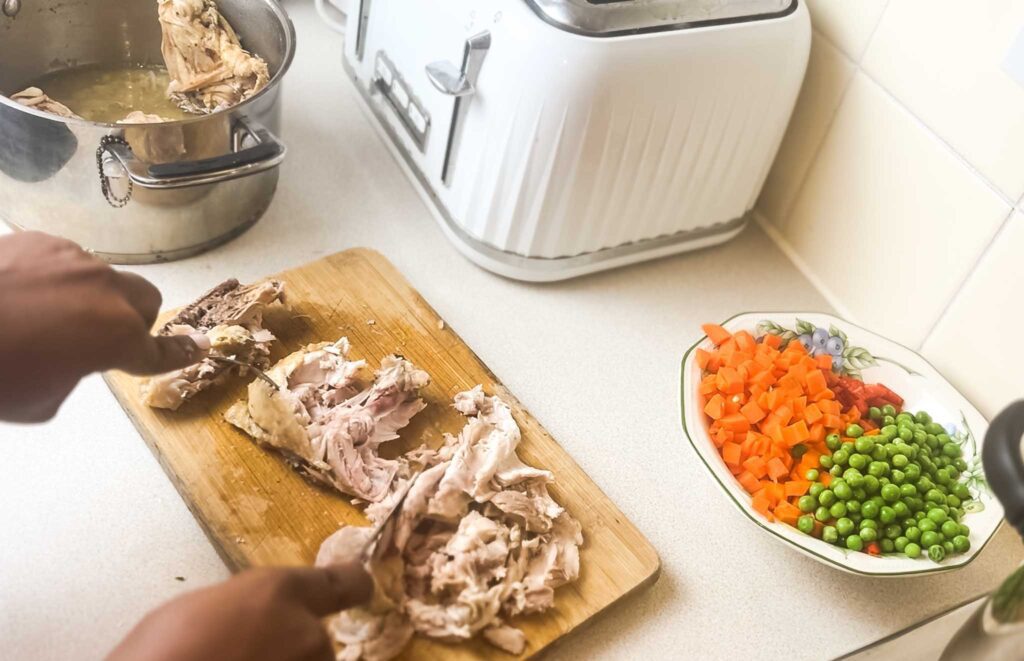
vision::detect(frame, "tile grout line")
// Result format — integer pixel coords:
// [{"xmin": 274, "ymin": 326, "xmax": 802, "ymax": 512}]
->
[
  {"xmin": 854, "ymin": 0, "xmax": 893, "ymax": 66},
  {"xmin": 916, "ymin": 209, "xmax": 1018, "ymax": 352}
]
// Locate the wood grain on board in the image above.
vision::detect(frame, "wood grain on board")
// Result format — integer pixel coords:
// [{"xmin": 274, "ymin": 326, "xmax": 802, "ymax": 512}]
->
[{"xmin": 105, "ymin": 248, "xmax": 660, "ymax": 659}]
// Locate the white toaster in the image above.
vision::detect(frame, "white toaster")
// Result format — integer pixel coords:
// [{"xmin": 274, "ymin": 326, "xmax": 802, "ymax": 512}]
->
[{"xmin": 342, "ymin": 0, "xmax": 811, "ymax": 281}]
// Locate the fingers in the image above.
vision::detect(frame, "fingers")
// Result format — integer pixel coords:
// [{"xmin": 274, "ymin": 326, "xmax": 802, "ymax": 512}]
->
[
  {"xmin": 270, "ymin": 563, "xmax": 374, "ymax": 617},
  {"xmin": 113, "ymin": 271, "xmax": 163, "ymax": 329},
  {"xmin": 118, "ymin": 333, "xmax": 210, "ymax": 376}
]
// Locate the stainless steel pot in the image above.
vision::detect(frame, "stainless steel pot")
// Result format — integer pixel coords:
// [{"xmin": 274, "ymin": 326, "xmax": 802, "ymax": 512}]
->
[{"xmin": 0, "ymin": 0, "xmax": 296, "ymax": 263}]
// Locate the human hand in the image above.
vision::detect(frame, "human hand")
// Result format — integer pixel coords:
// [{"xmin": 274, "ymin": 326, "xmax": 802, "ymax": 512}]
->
[
  {"xmin": 108, "ymin": 564, "xmax": 373, "ymax": 661},
  {"xmin": 0, "ymin": 231, "xmax": 209, "ymax": 422}
]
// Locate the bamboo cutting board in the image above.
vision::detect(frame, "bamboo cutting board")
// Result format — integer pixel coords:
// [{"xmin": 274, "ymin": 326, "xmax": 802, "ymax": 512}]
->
[{"xmin": 105, "ymin": 248, "xmax": 660, "ymax": 659}]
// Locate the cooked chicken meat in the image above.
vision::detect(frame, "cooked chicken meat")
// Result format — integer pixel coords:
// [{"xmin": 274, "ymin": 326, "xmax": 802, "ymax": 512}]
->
[
  {"xmin": 225, "ymin": 340, "xmax": 430, "ymax": 503},
  {"xmin": 317, "ymin": 387, "xmax": 583, "ymax": 659},
  {"xmin": 9, "ymin": 87, "xmax": 79, "ymax": 119},
  {"xmin": 158, "ymin": 0, "xmax": 270, "ymax": 113},
  {"xmin": 141, "ymin": 279, "xmax": 285, "ymax": 410}
]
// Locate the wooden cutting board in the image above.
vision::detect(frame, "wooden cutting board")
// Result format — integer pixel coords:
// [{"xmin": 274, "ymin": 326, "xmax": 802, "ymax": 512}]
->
[{"xmin": 105, "ymin": 248, "xmax": 660, "ymax": 659}]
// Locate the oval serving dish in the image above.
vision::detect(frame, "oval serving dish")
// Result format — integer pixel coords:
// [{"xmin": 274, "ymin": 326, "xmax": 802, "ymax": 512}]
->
[{"xmin": 680, "ymin": 312, "xmax": 1003, "ymax": 576}]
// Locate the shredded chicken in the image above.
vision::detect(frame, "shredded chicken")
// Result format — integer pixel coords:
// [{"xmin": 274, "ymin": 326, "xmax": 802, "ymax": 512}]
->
[
  {"xmin": 142, "ymin": 279, "xmax": 285, "ymax": 410},
  {"xmin": 225, "ymin": 340, "xmax": 431, "ymax": 503},
  {"xmin": 9, "ymin": 87, "xmax": 79, "ymax": 119},
  {"xmin": 158, "ymin": 0, "xmax": 270, "ymax": 114},
  {"xmin": 317, "ymin": 387, "xmax": 583, "ymax": 659},
  {"xmin": 119, "ymin": 111, "xmax": 174, "ymax": 124}
]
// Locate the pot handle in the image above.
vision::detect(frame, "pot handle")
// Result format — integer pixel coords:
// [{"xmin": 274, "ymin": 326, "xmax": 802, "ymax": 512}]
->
[
  {"xmin": 982, "ymin": 400, "xmax": 1024, "ymax": 537},
  {"xmin": 103, "ymin": 116, "xmax": 286, "ymax": 190}
]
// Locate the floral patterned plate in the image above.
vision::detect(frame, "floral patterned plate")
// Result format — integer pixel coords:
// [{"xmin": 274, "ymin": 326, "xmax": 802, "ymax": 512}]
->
[{"xmin": 680, "ymin": 312, "xmax": 1003, "ymax": 576}]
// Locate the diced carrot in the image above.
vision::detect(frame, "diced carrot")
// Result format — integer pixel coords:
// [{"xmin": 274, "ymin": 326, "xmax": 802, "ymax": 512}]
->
[
  {"xmin": 774, "ymin": 405, "xmax": 793, "ymax": 426},
  {"xmin": 766, "ymin": 457, "xmax": 788, "ymax": 481},
  {"xmin": 742, "ymin": 455, "xmax": 768, "ymax": 479},
  {"xmin": 816, "ymin": 354, "xmax": 834, "ymax": 370},
  {"xmin": 784, "ymin": 480, "xmax": 810, "ymax": 497},
  {"xmin": 734, "ymin": 330, "xmax": 756, "ymax": 353},
  {"xmin": 704, "ymin": 393, "xmax": 725, "ymax": 420},
  {"xmin": 804, "ymin": 403, "xmax": 823, "ymax": 424},
  {"xmin": 822, "ymin": 413, "xmax": 843, "ymax": 430},
  {"xmin": 751, "ymin": 490, "xmax": 773, "ymax": 520},
  {"xmin": 805, "ymin": 369, "xmax": 827, "ymax": 395},
  {"xmin": 763, "ymin": 333, "xmax": 782, "ymax": 349},
  {"xmin": 737, "ymin": 471, "xmax": 760, "ymax": 493},
  {"xmin": 740, "ymin": 400, "xmax": 766, "ymax": 424},
  {"xmin": 696, "ymin": 348, "xmax": 713, "ymax": 370},
  {"xmin": 819, "ymin": 472, "xmax": 832, "ymax": 487},
  {"xmin": 716, "ymin": 367, "xmax": 744, "ymax": 395},
  {"xmin": 722, "ymin": 442, "xmax": 742, "ymax": 467},
  {"xmin": 720, "ymin": 413, "xmax": 751, "ymax": 434},
  {"xmin": 774, "ymin": 501, "xmax": 801, "ymax": 526},
  {"xmin": 702, "ymin": 323, "xmax": 733, "ymax": 347},
  {"xmin": 712, "ymin": 428, "xmax": 733, "ymax": 448}
]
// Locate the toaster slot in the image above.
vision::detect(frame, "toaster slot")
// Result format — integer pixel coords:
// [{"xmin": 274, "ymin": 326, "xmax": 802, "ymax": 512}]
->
[
  {"xmin": 425, "ymin": 30, "xmax": 491, "ymax": 186},
  {"xmin": 372, "ymin": 52, "xmax": 430, "ymax": 151}
]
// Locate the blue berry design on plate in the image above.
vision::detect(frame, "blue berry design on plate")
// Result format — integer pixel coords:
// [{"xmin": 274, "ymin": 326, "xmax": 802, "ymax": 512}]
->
[{"xmin": 756, "ymin": 318, "xmax": 881, "ymax": 380}]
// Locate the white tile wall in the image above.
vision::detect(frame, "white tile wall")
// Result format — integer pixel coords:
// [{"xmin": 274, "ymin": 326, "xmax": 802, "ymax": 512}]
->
[
  {"xmin": 781, "ymin": 73, "xmax": 1009, "ymax": 346},
  {"xmin": 804, "ymin": 0, "xmax": 889, "ymax": 59},
  {"xmin": 863, "ymin": 0, "xmax": 1024, "ymax": 200},
  {"xmin": 922, "ymin": 211, "xmax": 1024, "ymax": 419},
  {"xmin": 758, "ymin": 0, "xmax": 1024, "ymax": 416}
]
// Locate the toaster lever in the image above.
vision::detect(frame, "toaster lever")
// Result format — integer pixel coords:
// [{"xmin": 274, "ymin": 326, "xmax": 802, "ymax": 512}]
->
[
  {"xmin": 427, "ymin": 31, "xmax": 491, "ymax": 186},
  {"xmin": 425, "ymin": 31, "xmax": 491, "ymax": 98}
]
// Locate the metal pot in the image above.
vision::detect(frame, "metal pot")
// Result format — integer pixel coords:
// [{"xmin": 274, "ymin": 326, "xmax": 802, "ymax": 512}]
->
[
  {"xmin": 941, "ymin": 401, "xmax": 1024, "ymax": 659},
  {"xmin": 0, "ymin": 0, "xmax": 296, "ymax": 263}
]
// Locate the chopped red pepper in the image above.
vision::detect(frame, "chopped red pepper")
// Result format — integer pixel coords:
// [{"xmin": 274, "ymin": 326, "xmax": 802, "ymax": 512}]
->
[{"xmin": 865, "ymin": 541, "xmax": 881, "ymax": 556}]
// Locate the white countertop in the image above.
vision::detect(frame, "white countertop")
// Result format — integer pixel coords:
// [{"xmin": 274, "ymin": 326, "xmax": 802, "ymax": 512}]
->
[{"xmin": 2, "ymin": 2, "xmax": 1022, "ymax": 659}]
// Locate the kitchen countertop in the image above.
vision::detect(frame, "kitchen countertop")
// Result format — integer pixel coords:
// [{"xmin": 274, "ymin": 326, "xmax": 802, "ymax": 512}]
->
[{"xmin": 1, "ymin": 2, "xmax": 1022, "ymax": 659}]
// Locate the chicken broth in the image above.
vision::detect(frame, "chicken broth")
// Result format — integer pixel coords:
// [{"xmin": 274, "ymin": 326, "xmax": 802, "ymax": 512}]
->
[{"xmin": 20, "ymin": 64, "xmax": 190, "ymax": 123}]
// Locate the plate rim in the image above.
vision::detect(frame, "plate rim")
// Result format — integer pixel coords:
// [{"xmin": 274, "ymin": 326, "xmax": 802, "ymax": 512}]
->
[{"xmin": 680, "ymin": 310, "xmax": 1004, "ymax": 577}]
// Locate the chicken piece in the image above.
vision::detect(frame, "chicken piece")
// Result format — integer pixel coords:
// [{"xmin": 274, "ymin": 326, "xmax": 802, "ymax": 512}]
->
[
  {"xmin": 226, "ymin": 341, "xmax": 430, "ymax": 503},
  {"xmin": 9, "ymin": 87, "xmax": 79, "ymax": 119},
  {"xmin": 158, "ymin": 0, "xmax": 270, "ymax": 114},
  {"xmin": 119, "ymin": 111, "xmax": 174, "ymax": 123},
  {"xmin": 118, "ymin": 111, "xmax": 187, "ymax": 164},
  {"xmin": 316, "ymin": 387, "xmax": 583, "ymax": 660},
  {"xmin": 141, "ymin": 279, "xmax": 285, "ymax": 410}
]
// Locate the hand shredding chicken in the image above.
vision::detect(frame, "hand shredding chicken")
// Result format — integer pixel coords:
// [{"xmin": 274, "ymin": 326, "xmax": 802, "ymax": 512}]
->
[
  {"xmin": 158, "ymin": 0, "xmax": 270, "ymax": 113},
  {"xmin": 225, "ymin": 339, "xmax": 431, "ymax": 503},
  {"xmin": 141, "ymin": 279, "xmax": 285, "ymax": 410},
  {"xmin": 316, "ymin": 387, "xmax": 584, "ymax": 660}
]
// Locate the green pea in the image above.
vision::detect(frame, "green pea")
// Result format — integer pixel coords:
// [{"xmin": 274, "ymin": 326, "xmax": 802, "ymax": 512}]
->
[
  {"xmin": 861, "ymin": 519, "xmax": 878, "ymax": 530},
  {"xmin": 830, "ymin": 465, "xmax": 844, "ymax": 477},
  {"xmin": 814, "ymin": 506, "xmax": 831, "ymax": 522},
  {"xmin": 904, "ymin": 464, "xmax": 921, "ymax": 483},
  {"xmin": 928, "ymin": 544, "xmax": 946, "ymax": 562},
  {"xmin": 928, "ymin": 508, "xmax": 948, "ymax": 524},
  {"xmin": 846, "ymin": 471, "xmax": 865, "ymax": 489},
  {"xmin": 819, "ymin": 490, "xmax": 836, "ymax": 507},
  {"xmin": 871, "ymin": 445, "xmax": 888, "ymax": 461},
  {"xmin": 953, "ymin": 458, "xmax": 968, "ymax": 472},
  {"xmin": 809, "ymin": 483, "xmax": 825, "ymax": 498},
  {"xmin": 881, "ymin": 538, "xmax": 895, "ymax": 553},
  {"xmin": 833, "ymin": 482, "xmax": 853, "ymax": 501},
  {"xmin": 797, "ymin": 515, "xmax": 815, "ymax": 534},
  {"xmin": 805, "ymin": 469, "xmax": 820, "ymax": 481},
  {"xmin": 943, "ymin": 540, "xmax": 955, "ymax": 556},
  {"xmin": 942, "ymin": 443, "xmax": 962, "ymax": 458},
  {"xmin": 926, "ymin": 489, "xmax": 946, "ymax": 504},
  {"xmin": 868, "ymin": 406, "xmax": 882, "ymax": 421},
  {"xmin": 882, "ymin": 404, "xmax": 897, "ymax": 418},
  {"xmin": 826, "ymin": 433, "xmax": 842, "ymax": 451},
  {"xmin": 884, "ymin": 523, "xmax": 902, "ymax": 539},
  {"xmin": 893, "ymin": 502, "xmax": 909, "ymax": 519},
  {"xmin": 881, "ymin": 484, "xmax": 900, "ymax": 502},
  {"xmin": 847, "ymin": 499, "xmax": 862, "ymax": 513},
  {"xmin": 860, "ymin": 527, "xmax": 878, "ymax": 542},
  {"xmin": 846, "ymin": 424, "xmax": 864, "ymax": 438},
  {"xmin": 861, "ymin": 501, "xmax": 880, "ymax": 519},
  {"xmin": 959, "ymin": 524, "xmax": 971, "ymax": 537},
  {"xmin": 836, "ymin": 518, "xmax": 855, "ymax": 536},
  {"xmin": 924, "ymin": 422, "xmax": 944, "ymax": 435},
  {"xmin": 896, "ymin": 412, "xmax": 913, "ymax": 424},
  {"xmin": 894, "ymin": 536, "xmax": 909, "ymax": 552},
  {"xmin": 913, "ymin": 429, "xmax": 928, "ymax": 445},
  {"xmin": 791, "ymin": 444, "xmax": 809, "ymax": 460},
  {"xmin": 846, "ymin": 535, "xmax": 864, "ymax": 551},
  {"xmin": 937, "ymin": 433, "xmax": 951, "ymax": 445},
  {"xmin": 953, "ymin": 535, "xmax": 970, "ymax": 553},
  {"xmin": 947, "ymin": 467, "xmax": 960, "ymax": 481},
  {"xmin": 951, "ymin": 507, "xmax": 964, "ymax": 521},
  {"xmin": 850, "ymin": 512, "xmax": 863, "ymax": 525},
  {"xmin": 820, "ymin": 455, "xmax": 835, "ymax": 469},
  {"xmin": 833, "ymin": 449, "xmax": 850, "ymax": 466},
  {"xmin": 921, "ymin": 531, "xmax": 941, "ymax": 548},
  {"xmin": 879, "ymin": 506, "xmax": 896, "ymax": 524},
  {"xmin": 891, "ymin": 469, "xmax": 906, "ymax": 485},
  {"xmin": 899, "ymin": 427, "xmax": 914, "ymax": 442},
  {"xmin": 919, "ymin": 519, "xmax": 937, "ymax": 533},
  {"xmin": 941, "ymin": 520, "xmax": 960, "ymax": 538},
  {"xmin": 854, "ymin": 438, "xmax": 875, "ymax": 455},
  {"xmin": 887, "ymin": 453, "xmax": 906, "ymax": 469},
  {"xmin": 822, "ymin": 525, "xmax": 839, "ymax": 544},
  {"xmin": 849, "ymin": 454, "xmax": 868, "ymax": 470},
  {"xmin": 918, "ymin": 477, "xmax": 935, "ymax": 493},
  {"xmin": 936, "ymin": 468, "xmax": 952, "ymax": 485},
  {"xmin": 853, "ymin": 487, "xmax": 867, "ymax": 501},
  {"xmin": 952, "ymin": 483, "xmax": 970, "ymax": 500},
  {"xmin": 830, "ymin": 502, "xmax": 848, "ymax": 518},
  {"xmin": 905, "ymin": 542, "xmax": 922, "ymax": 558},
  {"xmin": 899, "ymin": 484, "xmax": 916, "ymax": 499},
  {"xmin": 868, "ymin": 461, "xmax": 888, "ymax": 478},
  {"xmin": 906, "ymin": 526, "xmax": 921, "ymax": 542},
  {"xmin": 798, "ymin": 495, "xmax": 817, "ymax": 512}
]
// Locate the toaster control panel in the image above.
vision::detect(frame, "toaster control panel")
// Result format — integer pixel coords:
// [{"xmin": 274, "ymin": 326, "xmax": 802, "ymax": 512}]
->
[{"xmin": 372, "ymin": 52, "xmax": 431, "ymax": 151}]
